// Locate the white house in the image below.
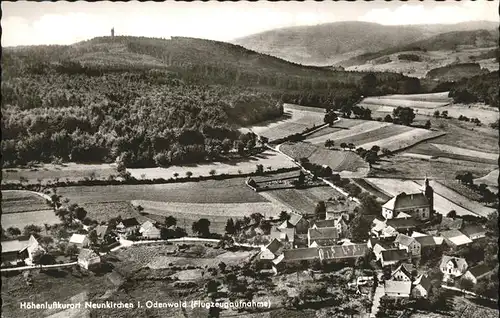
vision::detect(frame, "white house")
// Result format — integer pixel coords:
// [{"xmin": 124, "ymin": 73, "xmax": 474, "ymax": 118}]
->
[
  {"xmin": 139, "ymin": 221, "xmax": 161, "ymax": 239},
  {"xmin": 412, "ymin": 274, "xmax": 432, "ymax": 298},
  {"xmin": 69, "ymin": 234, "xmax": 90, "ymax": 248},
  {"xmin": 462, "ymin": 264, "xmax": 493, "ymax": 285},
  {"xmin": 391, "ymin": 263, "xmax": 415, "ymax": 282},
  {"xmin": 1, "ymin": 235, "xmax": 42, "ymax": 266},
  {"xmin": 440, "ymin": 255, "xmax": 468, "ymax": 279},
  {"xmin": 394, "ymin": 234, "xmax": 421, "ymax": 256},
  {"xmin": 384, "ymin": 280, "xmax": 412, "ymax": 298},
  {"xmin": 78, "ymin": 248, "xmax": 101, "ymax": 270}
]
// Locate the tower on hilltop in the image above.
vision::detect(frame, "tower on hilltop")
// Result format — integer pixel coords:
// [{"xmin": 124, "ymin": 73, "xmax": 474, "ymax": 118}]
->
[{"xmin": 111, "ymin": 27, "xmax": 115, "ymax": 37}]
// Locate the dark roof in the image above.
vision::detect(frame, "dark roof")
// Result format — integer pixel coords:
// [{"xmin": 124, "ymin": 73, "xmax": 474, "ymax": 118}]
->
[
  {"xmin": 266, "ymin": 238, "xmax": 284, "ymax": 256},
  {"xmin": 120, "ymin": 218, "xmax": 140, "ymax": 227},
  {"xmin": 288, "ymin": 212, "xmax": 305, "ymax": 226},
  {"xmin": 415, "ymin": 236, "xmax": 437, "ymax": 247},
  {"xmin": 95, "ymin": 225, "xmax": 109, "ymax": 238},
  {"xmin": 369, "ymin": 237, "xmax": 396, "ymax": 249},
  {"xmin": 282, "ymin": 248, "xmax": 319, "ymax": 262},
  {"xmin": 395, "ymin": 234, "xmax": 416, "ymax": 247},
  {"xmin": 387, "ymin": 218, "xmax": 420, "ymax": 229},
  {"xmin": 313, "ymin": 219, "xmax": 337, "ymax": 228},
  {"xmin": 308, "ymin": 227, "xmax": 339, "ymax": 240},
  {"xmin": 394, "ymin": 193, "xmax": 429, "ymax": 210},
  {"xmin": 381, "ymin": 249, "xmax": 410, "ymax": 262},
  {"xmin": 461, "ymin": 225, "xmax": 486, "ymax": 237},
  {"xmin": 467, "ymin": 264, "xmax": 493, "ymax": 279},
  {"xmin": 393, "ymin": 263, "xmax": 415, "ymax": 278},
  {"xmin": 416, "ymin": 274, "xmax": 432, "ymax": 292},
  {"xmin": 319, "ymin": 244, "xmax": 368, "ymax": 260}
]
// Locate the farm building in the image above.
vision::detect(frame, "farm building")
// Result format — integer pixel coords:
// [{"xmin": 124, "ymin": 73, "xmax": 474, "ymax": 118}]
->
[
  {"xmin": 259, "ymin": 238, "xmax": 284, "ymax": 260},
  {"xmin": 95, "ymin": 225, "xmax": 110, "ymax": 241},
  {"xmin": 278, "ymin": 212, "xmax": 309, "ymax": 234},
  {"xmin": 382, "ymin": 178, "xmax": 433, "ymax": 221},
  {"xmin": 384, "ymin": 280, "xmax": 412, "ymax": 298},
  {"xmin": 371, "ymin": 219, "xmax": 398, "ymax": 238},
  {"xmin": 69, "ymin": 234, "xmax": 90, "ymax": 248},
  {"xmin": 462, "ymin": 264, "xmax": 494, "ymax": 285},
  {"xmin": 139, "ymin": 221, "xmax": 161, "ymax": 239},
  {"xmin": 380, "ymin": 249, "xmax": 411, "ymax": 267},
  {"xmin": 78, "ymin": 248, "xmax": 101, "ymax": 270},
  {"xmin": 440, "ymin": 217, "xmax": 463, "ymax": 231},
  {"xmin": 1, "ymin": 235, "xmax": 41, "ymax": 266},
  {"xmin": 461, "ymin": 224, "xmax": 486, "ymax": 241},
  {"xmin": 386, "ymin": 218, "xmax": 420, "ymax": 233},
  {"xmin": 440, "ymin": 255, "xmax": 468, "ymax": 278},
  {"xmin": 116, "ymin": 218, "xmax": 141, "ymax": 234},
  {"xmin": 272, "ymin": 247, "xmax": 319, "ymax": 273},
  {"xmin": 308, "ymin": 227, "xmax": 339, "ymax": 247},
  {"xmin": 270, "ymin": 227, "xmax": 296, "ymax": 246},
  {"xmin": 414, "ymin": 235, "xmax": 441, "ymax": 249},
  {"xmin": 391, "ymin": 263, "xmax": 415, "ymax": 282},
  {"xmin": 370, "ymin": 238, "xmax": 397, "ymax": 261},
  {"xmin": 318, "ymin": 244, "xmax": 368, "ymax": 262},
  {"xmin": 312, "ymin": 215, "xmax": 349, "ymax": 236},
  {"xmin": 440, "ymin": 230, "xmax": 473, "ymax": 247},
  {"xmin": 394, "ymin": 234, "xmax": 421, "ymax": 256},
  {"xmin": 412, "ymin": 274, "xmax": 432, "ymax": 298}
]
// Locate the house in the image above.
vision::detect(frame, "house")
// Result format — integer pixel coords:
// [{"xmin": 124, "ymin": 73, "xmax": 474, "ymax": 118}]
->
[
  {"xmin": 440, "ymin": 230, "xmax": 473, "ymax": 247},
  {"xmin": 461, "ymin": 225, "xmax": 486, "ymax": 241},
  {"xmin": 369, "ymin": 237, "xmax": 397, "ymax": 261},
  {"xmin": 412, "ymin": 274, "xmax": 432, "ymax": 298},
  {"xmin": 308, "ymin": 227, "xmax": 339, "ymax": 247},
  {"xmin": 278, "ymin": 212, "xmax": 309, "ymax": 234},
  {"xmin": 386, "ymin": 218, "xmax": 420, "ymax": 233},
  {"xmin": 270, "ymin": 227, "xmax": 296, "ymax": 246},
  {"xmin": 462, "ymin": 264, "xmax": 494, "ymax": 284},
  {"xmin": 440, "ymin": 256, "xmax": 468, "ymax": 278},
  {"xmin": 116, "ymin": 218, "xmax": 141, "ymax": 234},
  {"xmin": 317, "ymin": 212, "xmax": 350, "ymax": 236},
  {"xmin": 259, "ymin": 238, "xmax": 284, "ymax": 260},
  {"xmin": 380, "ymin": 249, "xmax": 411, "ymax": 267},
  {"xmin": 272, "ymin": 247, "xmax": 319, "ymax": 273},
  {"xmin": 318, "ymin": 244, "xmax": 368, "ymax": 262},
  {"xmin": 394, "ymin": 234, "xmax": 421, "ymax": 256},
  {"xmin": 78, "ymin": 248, "xmax": 101, "ymax": 269},
  {"xmin": 382, "ymin": 178, "xmax": 433, "ymax": 221},
  {"xmin": 95, "ymin": 225, "xmax": 110, "ymax": 241},
  {"xmin": 440, "ymin": 217, "xmax": 463, "ymax": 230},
  {"xmin": 325, "ymin": 210, "xmax": 350, "ymax": 221},
  {"xmin": 414, "ymin": 235, "xmax": 440, "ymax": 249},
  {"xmin": 371, "ymin": 222, "xmax": 398, "ymax": 238},
  {"xmin": 391, "ymin": 263, "xmax": 415, "ymax": 282},
  {"xmin": 1, "ymin": 235, "xmax": 41, "ymax": 266},
  {"xmin": 69, "ymin": 234, "xmax": 90, "ymax": 248},
  {"xmin": 384, "ymin": 280, "xmax": 412, "ymax": 298},
  {"xmin": 139, "ymin": 221, "xmax": 161, "ymax": 239}
]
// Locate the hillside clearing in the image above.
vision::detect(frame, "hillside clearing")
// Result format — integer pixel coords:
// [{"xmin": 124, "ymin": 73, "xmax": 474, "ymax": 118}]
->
[
  {"xmin": 431, "ymin": 143, "xmax": 498, "ymax": 161},
  {"xmin": 147, "ymin": 251, "xmax": 255, "ymax": 269},
  {"xmin": 359, "ymin": 129, "xmax": 445, "ymax": 153},
  {"xmin": 305, "ymin": 121, "xmax": 391, "ymax": 145},
  {"xmin": 381, "ymin": 92, "xmax": 451, "ymax": 102}
]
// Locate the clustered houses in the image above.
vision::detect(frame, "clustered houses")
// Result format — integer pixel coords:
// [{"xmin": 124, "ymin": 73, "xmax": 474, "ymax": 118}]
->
[
  {"xmin": 0, "ymin": 235, "xmax": 42, "ymax": 267},
  {"xmin": 384, "ymin": 263, "xmax": 432, "ymax": 298}
]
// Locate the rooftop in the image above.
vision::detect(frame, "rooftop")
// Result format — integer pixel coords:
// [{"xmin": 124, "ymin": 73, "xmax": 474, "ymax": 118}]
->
[
  {"xmin": 440, "ymin": 230, "xmax": 473, "ymax": 246},
  {"xmin": 467, "ymin": 264, "xmax": 493, "ymax": 279},
  {"xmin": 120, "ymin": 218, "xmax": 140, "ymax": 228},
  {"xmin": 265, "ymin": 238, "xmax": 284, "ymax": 256},
  {"xmin": 415, "ymin": 235, "xmax": 438, "ymax": 247},
  {"xmin": 385, "ymin": 280, "xmax": 412, "ymax": 295},
  {"xmin": 461, "ymin": 224, "xmax": 486, "ymax": 237},
  {"xmin": 78, "ymin": 248, "xmax": 100, "ymax": 260},
  {"xmin": 319, "ymin": 244, "xmax": 367, "ymax": 260},
  {"xmin": 381, "ymin": 249, "xmax": 410, "ymax": 262},
  {"xmin": 312, "ymin": 219, "xmax": 337, "ymax": 228},
  {"xmin": 282, "ymin": 248, "xmax": 319, "ymax": 262},
  {"xmin": 440, "ymin": 217, "xmax": 463, "ymax": 230},
  {"xmin": 386, "ymin": 218, "xmax": 420, "ymax": 229},
  {"xmin": 440, "ymin": 255, "xmax": 467, "ymax": 269},
  {"xmin": 383, "ymin": 193, "xmax": 429, "ymax": 211},
  {"xmin": 69, "ymin": 234, "xmax": 88, "ymax": 244},
  {"xmin": 308, "ymin": 227, "xmax": 339, "ymax": 240},
  {"xmin": 394, "ymin": 234, "xmax": 416, "ymax": 247}
]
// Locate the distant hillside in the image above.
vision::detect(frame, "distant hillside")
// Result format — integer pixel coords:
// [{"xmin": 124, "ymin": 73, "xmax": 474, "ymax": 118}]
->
[
  {"xmin": 426, "ymin": 63, "xmax": 489, "ymax": 81},
  {"xmin": 233, "ymin": 21, "xmax": 498, "ymax": 66}
]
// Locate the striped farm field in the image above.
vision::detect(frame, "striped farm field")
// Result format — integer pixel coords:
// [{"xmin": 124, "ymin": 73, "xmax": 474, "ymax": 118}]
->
[
  {"xmin": 360, "ymin": 98, "xmax": 448, "ymax": 109},
  {"xmin": 381, "ymin": 92, "xmax": 451, "ymax": 102},
  {"xmin": 332, "ymin": 124, "xmax": 414, "ymax": 147},
  {"xmin": 305, "ymin": 121, "xmax": 391, "ymax": 145},
  {"xmin": 1, "ymin": 190, "xmax": 50, "ymax": 214},
  {"xmin": 431, "ymin": 143, "xmax": 498, "ymax": 161},
  {"xmin": 358, "ymin": 129, "xmax": 445, "ymax": 153},
  {"xmin": 240, "ymin": 103, "xmax": 324, "ymax": 141},
  {"xmin": 364, "ymin": 178, "xmax": 486, "ymax": 217}
]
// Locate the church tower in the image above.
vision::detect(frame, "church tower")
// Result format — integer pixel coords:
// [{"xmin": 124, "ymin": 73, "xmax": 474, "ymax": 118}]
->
[
  {"xmin": 421, "ymin": 176, "xmax": 434, "ymax": 214},
  {"xmin": 111, "ymin": 27, "xmax": 115, "ymax": 37}
]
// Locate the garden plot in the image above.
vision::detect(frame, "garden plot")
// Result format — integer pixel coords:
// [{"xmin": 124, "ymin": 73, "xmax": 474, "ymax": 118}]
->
[
  {"xmin": 128, "ymin": 149, "xmax": 295, "ymax": 180},
  {"xmin": 431, "ymin": 143, "xmax": 498, "ymax": 161},
  {"xmin": 364, "ymin": 178, "xmax": 479, "ymax": 217},
  {"xmin": 305, "ymin": 121, "xmax": 391, "ymax": 145},
  {"xmin": 1, "ymin": 190, "xmax": 50, "ymax": 213},
  {"xmin": 240, "ymin": 103, "xmax": 324, "ymax": 141}
]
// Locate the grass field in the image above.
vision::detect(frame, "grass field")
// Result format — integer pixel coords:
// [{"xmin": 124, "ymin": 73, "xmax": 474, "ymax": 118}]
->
[
  {"xmin": 278, "ymin": 142, "xmax": 368, "ymax": 174},
  {"xmin": 474, "ymin": 169, "xmax": 499, "ymax": 189},
  {"xmin": 2, "ymin": 163, "xmax": 118, "ymax": 184},
  {"xmin": 240, "ymin": 103, "xmax": 324, "ymax": 141},
  {"xmin": 128, "ymin": 149, "xmax": 295, "ymax": 180},
  {"xmin": 305, "ymin": 121, "xmax": 391, "ymax": 145},
  {"xmin": 147, "ymin": 251, "xmax": 255, "ymax": 269},
  {"xmin": 380, "ymin": 92, "xmax": 451, "ymax": 102},
  {"xmin": 360, "ymin": 97, "xmax": 448, "ymax": 109},
  {"xmin": 359, "ymin": 129, "xmax": 446, "ymax": 153},
  {"xmin": 407, "ymin": 143, "xmax": 497, "ymax": 165},
  {"xmin": 431, "ymin": 144, "xmax": 498, "ymax": 161},
  {"xmin": 1, "ymin": 190, "xmax": 50, "ymax": 213},
  {"xmin": 1, "ymin": 210, "xmax": 61, "ymax": 230},
  {"xmin": 364, "ymin": 178, "xmax": 490, "ymax": 217}
]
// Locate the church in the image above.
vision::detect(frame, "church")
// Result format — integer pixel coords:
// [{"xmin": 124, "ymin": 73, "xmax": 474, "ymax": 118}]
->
[{"xmin": 381, "ymin": 178, "xmax": 434, "ymax": 221}]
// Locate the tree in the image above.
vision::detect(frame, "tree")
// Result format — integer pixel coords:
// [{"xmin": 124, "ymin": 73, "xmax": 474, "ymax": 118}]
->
[
  {"xmin": 55, "ymin": 227, "xmax": 70, "ymax": 240},
  {"xmin": 324, "ymin": 111, "xmax": 338, "ymax": 125},
  {"xmin": 23, "ymin": 224, "xmax": 42, "ymax": 237},
  {"xmin": 340, "ymin": 142, "xmax": 347, "ymax": 150},
  {"xmin": 250, "ymin": 213, "xmax": 264, "ymax": 225},
  {"xmin": 347, "ymin": 143, "xmax": 355, "ymax": 150},
  {"xmin": 39, "ymin": 236, "xmax": 54, "ymax": 250},
  {"xmin": 185, "ymin": 171, "xmax": 193, "ymax": 178},
  {"xmin": 7, "ymin": 227, "xmax": 21, "ymax": 237},
  {"xmin": 164, "ymin": 216, "xmax": 177, "ymax": 228},
  {"xmin": 259, "ymin": 220, "xmax": 272, "ymax": 234},
  {"xmin": 433, "ymin": 110, "xmax": 440, "ymax": 118},
  {"xmin": 65, "ymin": 244, "xmax": 79, "ymax": 259},
  {"xmin": 218, "ymin": 262, "xmax": 227, "ymax": 273},
  {"xmin": 348, "ymin": 215, "xmax": 370, "ymax": 242},
  {"xmin": 192, "ymin": 218, "xmax": 211, "ymax": 237},
  {"xmin": 297, "ymin": 170, "xmax": 305, "ymax": 185},
  {"xmin": 359, "ymin": 193, "xmax": 382, "ymax": 215},
  {"xmin": 255, "ymin": 164, "xmax": 264, "ymax": 175},
  {"xmin": 209, "ymin": 169, "xmax": 216, "ymax": 176},
  {"xmin": 486, "ymin": 212, "xmax": 498, "ymax": 236},
  {"xmin": 424, "ymin": 120, "xmax": 431, "ymax": 129},
  {"xmin": 74, "ymin": 206, "xmax": 87, "ymax": 221},
  {"xmin": 459, "ymin": 277, "xmax": 474, "ymax": 293},
  {"xmin": 324, "ymin": 139, "xmax": 335, "ymax": 149},
  {"xmin": 88, "ymin": 230, "xmax": 98, "ymax": 246},
  {"xmin": 206, "ymin": 279, "xmax": 219, "ymax": 294},
  {"xmin": 441, "ymin": 110, "xmax": 449, "ymax": 119},
  {"xmin": 393, "ymin": 106, "xmax": 415, "ymax": 126},
  {"xmin": 384, "ymin": 114, "xmax": 393, "ymax": 122},
  {"xmin": 173, "ymin": 172, "xmax": 179, "ymax": 178},
  {"xmin": 279, "ymin": 211, "xmax": 289, "ymax": 221},
  {"xmin": 447, "ymin": 210, "xmax": 457, "ymax": 218},
  {"xmin": 364, "ymin": 150, "xmax": 378, "ymax": 168},
  {"xmin": 314, "ymin": 201, "xmax": 327, "ymax": 220},
  {"xmin": 225, "ymin": 218, "xmax": 236, "ymax": 235}
]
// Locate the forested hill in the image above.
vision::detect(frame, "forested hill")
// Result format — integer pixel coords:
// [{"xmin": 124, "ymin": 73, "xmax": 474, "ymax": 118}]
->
[{"xmin": 2, "ymin": 36, "xmax": 419, "ymax": 168}]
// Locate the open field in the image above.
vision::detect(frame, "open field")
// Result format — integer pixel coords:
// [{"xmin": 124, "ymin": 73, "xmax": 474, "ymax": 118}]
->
[
  {"xmin": 1, "ymin": 190, "xmax": 50, "ymax": 213},
  {"xmin": 351, "ymin": 179, "xmax": 392, "ymax": 202},
  {"xmin": 128, "ymin": 149, "xmax": 295, "ymax": 180},
  {"xmin": 305, "ymin": 121, "xmax": 391, "ymax": 145},
  {"xmin": 81, "ymin": 201, "xmax": 147, "ymax": 222},
  {"xmin": 1, "ymin": 210, "xmax": 61, "ymax": 230},
  {"xmin": 131, "ymin": 200, "xmax": 283, "ymax": 234},
  {"xmin": 2, "ymin": 163, "xmax": 118, "ymax": 184},
  {"xmin": 240, "ymin": 103, "xmax": 325, "ymax": 141},
  {"xmin": 431, "ymin": 143, "xmax": 498, "ymax": 161},
  {"xmin": 360, "ymin": 97, "xmax": 449, "ymax": 109},
  {"xmin": 364, "ymin": 178, "xmax": 492, "ymax": 217},
  {"xmin": 358, "ymin": 129, "xmax": 445, "ymax": 153},
  {"xmin": 279, "ymin": 142, "xmax": 368, "ymax": 175},
  {"xmin": 332, "ymin": 124, "xmax": 414, "ymax": 146},
  {"xmin": 380, "ymin": 92, "xmax": 451, "ymax": 102},
  {"xmin": 407, "ymin": 143, "xmax": 497, "ymax": 165},
  {"xmin": 148, "ymin": 251, "xmax": 255, "ymax": 269},
  {"xmin": 475, "ymin": 169, "xmax": 499, "ymax": 190}
]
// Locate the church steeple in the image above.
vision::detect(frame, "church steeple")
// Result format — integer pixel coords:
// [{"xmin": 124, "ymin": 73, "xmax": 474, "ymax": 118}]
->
[{"xmin": 111, "ymin": 27, "xmax": 115, "ymax": 37}]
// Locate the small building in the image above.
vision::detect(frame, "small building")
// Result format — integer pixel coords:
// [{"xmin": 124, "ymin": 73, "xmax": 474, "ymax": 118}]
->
[
  {"xmin": 308, "ymin": 227, "xmax": 339, "ymax": 247},
  {"xmin": 78, "ymin": 248, "xmax": 101, "ymax": 270},
  {"xmin": 116, "ymin": 218, "xmax": 141, "ymax": 234},
  {"xmin": 440, "ymin": 217, "xmax": 463, "ymax": 231},
  {"xmin": 394, "ymin": 234, "xmax": 421, "ymax": 256},
  {"xmin": 461, "ymin": 225, "xmax": 486, "ymax": 241},
  {"xmin": 380, "ymin": 249, "xmax": 410, "ymax": 267},
  {"xmin": 412, "ymin": 274, "xmax": 432, "ymax": 298},
  {"xmin": 371, "ymin": 219, "xmax": 399, "ymax": 238},
  {"xmin": 69, "ymin": 234, "xmax": 90, "ymax": 248},
  {"xmin": 1, "ymin": 235, "xmax": 41, "ymax": 266},
  {"xmin": 139, "ymin": 221, "xmax": 161, "ymax": 239},
  {"xmin": 259, "ymin": 238, "xmax": 284, "ymax": 260},
  {"xmin": 414, "ymin": 235, "xmax": 440, "ymax": 249},
  {"xmin": 440, "ymin": 230, "xmax": 473, "ymax": 247},
  {"xmin": 318, "ymin": 244, "xmax": 368, "ymax": 262},
  {"xmin": 369, "ymin": 237, "xmax": 397, "ymax": 261},
  {"xmin": 278, "ymin": 212, "xmax": 309, "ymax": 234},
  {"xmin": 462, "ymin": 264, "xmax": 494, "ymax": 284},
  {"xmin": 95, "ymin": 225, "xmax": 110, "ymax": 242},
  {"xmin": 272, "ymin": 247, "xmax": 319, "ymax": 274},
  {"xmin": 384, "ymin": 280, "xmax": 412, "ymax": 298},
  {"xmin": 270, "ymin": 227, "xmax": 296, "ymax": 246},
  {"xmin": 391, "ymin": 263, "xmax": 415, "ymax": 282},
  {"xmin": 440, "ymin": 255, "xmax": 468, "ymax": 278},
  {"xmin": 386, "ymin": 218, "xmax": 420, "ymax": 233}
]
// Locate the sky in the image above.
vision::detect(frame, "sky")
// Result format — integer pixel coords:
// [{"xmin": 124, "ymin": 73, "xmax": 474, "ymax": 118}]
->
[{"xmin": 2, "ymin": 1, "xmax": 498, "ymax": 47}]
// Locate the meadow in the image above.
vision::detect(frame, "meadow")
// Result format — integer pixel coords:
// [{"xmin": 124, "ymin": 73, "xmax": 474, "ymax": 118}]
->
[
  {"xmin": 1, "ymin": 190, "xmax": 59, "ymax": 229},
  {"xmin": 474, "ymin": 169, "xmax": 498, "ymax": 190}
]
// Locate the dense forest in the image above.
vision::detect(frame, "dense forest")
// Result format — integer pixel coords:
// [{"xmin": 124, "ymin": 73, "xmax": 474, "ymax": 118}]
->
[
  {"xmin": 448, "ymin": 71, "xmax": 499, "ymax": 107},
  {"xmin": 2, "ymin": 36, "xmax": 423, "ymax": 168}
]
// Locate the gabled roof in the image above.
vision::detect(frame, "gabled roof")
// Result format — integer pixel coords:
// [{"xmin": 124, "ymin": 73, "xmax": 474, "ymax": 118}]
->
[
  {"xmin": 415, "ymin": 236, "xmax": 438, "ymax": 247},
  {"xmin": 308, "ymin": 227, "xmax": 339, "ymax": 240},
  {"xmin": 120, "ymin": 218, "xmax": 140, "ymax": 228},
  {"xmin": 440, "ymin": 230, "xmax": 473, "ymax": 246},
  {"xmin": 414, "ymin": 274, "xmax": 431, "ymax": 292},
  {"xmin": 392, "ymin": 263, "xmax": 414, "ymax": 278},
  {"xmin": 440, "ymin": 255, "xmax": 467, "ymax": 270},
  {"xmin": 140, "ymin": 221, "xmax": 159, "ymax": 233},
  {"xmin": 461, "ymin": 225, "xmax": 486, "ymax": 237},
  {"xmin": 288, "ymin": 212, "xmax": 304, "ymax": 227},
  {"xmin": 467, "ymin": 264, "xmax": 493, "ymax": 279},
  {"xmin": 265, "ymin": 238, "xmax": 284, "ymax": 256},
  {"xmin": 95, "ymin": 225, "xmax": 109, "ymax": 238},
  {"xmin": 271, "ymin": 227, "xmax": 295, "ymax": 242},
  {"xmin": 383, "ymin": 193, "xmax": 429, "ymax": 211},
  {"xmin": 387, "ymin": 218, "xmax": 420, "ymax": 229},
  {"xmin": 69, "ymin": 234, "xmax": 88, "ymax": 244},
  {"xmin": 1, "ymin": 235, "xmax": 36, "ymax": 253},
  {"xmin": 440, "ymin": 217, "xmax": 463, "ymax": 230},
  {"xmin": 319, "ymin": 244, "xmax": 367, "ymax": 260},
  {"xmin": 282, "ymin": 248, "xmax": 319, "ymax": 262},
  {"xmin": 78, "ymin": 248, "xmax": 100, "ymax": 260},
  {"xmin": 382, "ymin": 197, "xmax": 397, "ymax": 210},
  {"xmin": 369, "ymin": 237, "xmax": 396, "ymax": 249},
  {"xmin": 394, "ymin": 234, "xmax": 416, "ymax": 247},
  {"xmin": 381, "ymin": 249, "xmax": 410, "ymax": 262},
  {"xmin": 312, "ymin": 219, "xmax": 337, "ymax": 228},
  {"xmin": 395, "ymin": 212, "xmax": 412, "ymax": 219},
  {"xmin": 381, "ymin": 226, "xmax": 398, "ymax": 237},
  {"xmin": 385, "ymin": 280, "xmax": 412, "ymax": 295}
]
